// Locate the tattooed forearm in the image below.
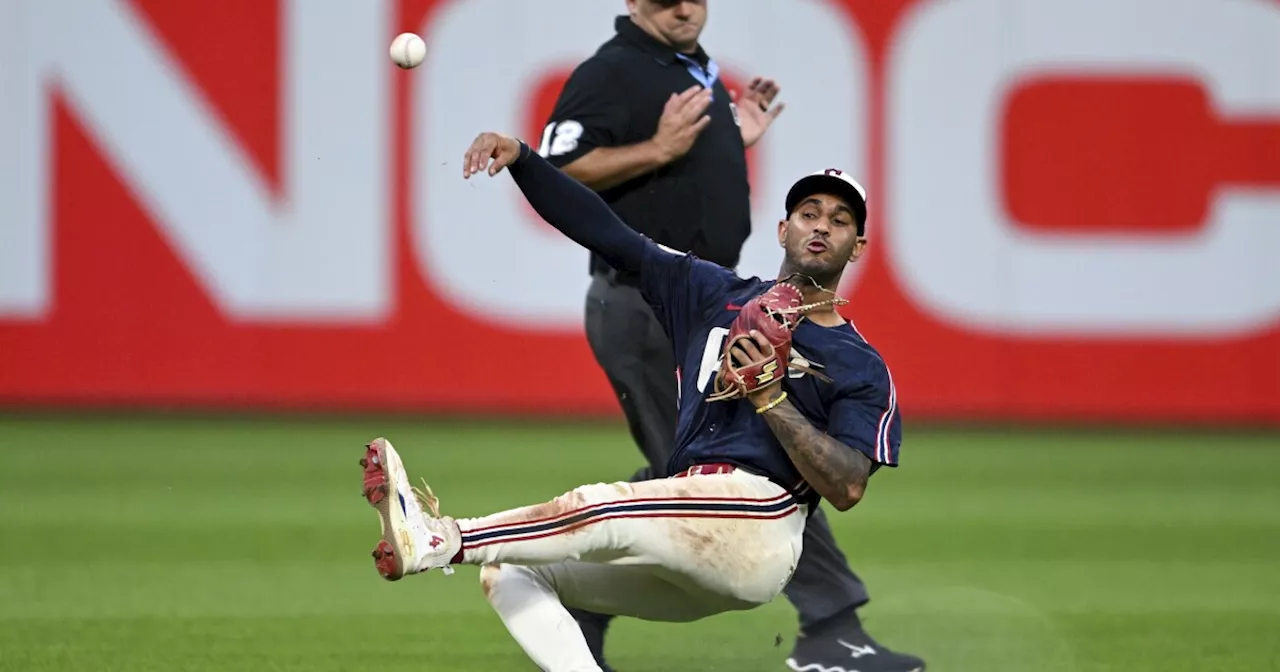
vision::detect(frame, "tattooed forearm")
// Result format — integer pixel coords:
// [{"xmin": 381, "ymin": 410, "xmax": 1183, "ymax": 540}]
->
[{"xmin": 759, "ymin": 398, "xmax": 871, "ymax": 511}]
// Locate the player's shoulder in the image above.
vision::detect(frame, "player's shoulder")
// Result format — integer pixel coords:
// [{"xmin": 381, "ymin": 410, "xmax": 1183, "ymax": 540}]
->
[
  {"xmin": 645, "ymin": 240, "xmax": 737, "ymax": 275},
  {"xmin": 722, "ymin": 275, "xmax": 780, "ymax": 304},
  {"xmin": 815, "ymin": 321, "xmax": 894, "ymax": 389},
  {"xmin": 642, "ymin": 241, "xmax": 755, "ymax": 295}
]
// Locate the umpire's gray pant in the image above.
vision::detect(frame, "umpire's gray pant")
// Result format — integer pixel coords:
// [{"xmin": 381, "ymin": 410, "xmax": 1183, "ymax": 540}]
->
[{"xmin": 581, "ymin": 271, "xmax": 870, "ymax": 629}]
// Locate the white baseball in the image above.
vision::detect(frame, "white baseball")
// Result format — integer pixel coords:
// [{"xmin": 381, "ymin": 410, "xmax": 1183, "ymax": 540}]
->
[{"xmin": 389, "ymin": 33, "xmax": 426, "ymax": 69}]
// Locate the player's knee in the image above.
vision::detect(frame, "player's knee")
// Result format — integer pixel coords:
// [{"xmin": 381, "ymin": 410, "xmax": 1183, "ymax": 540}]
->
[
  {"xmin": 480, "ymin": 563, "xmax": 556, "ymax": 604},
  {"xmin": 730, "ymin": 588, "xmax": 776, "ymax": 610},
  {"xmin": 479, "ymin": 563, "xmax": 503, "ymax": 602}
]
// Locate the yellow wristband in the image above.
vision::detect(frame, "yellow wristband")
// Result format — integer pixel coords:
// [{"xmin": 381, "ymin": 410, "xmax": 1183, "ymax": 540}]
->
[{"xmin": 756, "ymin": 391, "xmax": 788, "ymax": 414}]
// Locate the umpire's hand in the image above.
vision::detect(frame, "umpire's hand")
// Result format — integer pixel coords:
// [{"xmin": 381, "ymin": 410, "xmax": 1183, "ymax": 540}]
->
[
  {"xmin": 650, "ymin": 84, "xmax": 714, "ymax": 163},
  {"xmin": 463, "ymin": 132, "xmax": 522, "ymax": 178},
  {"xmin": 735, "ymin": 77, "xmax": 784, "ymax": 148}
]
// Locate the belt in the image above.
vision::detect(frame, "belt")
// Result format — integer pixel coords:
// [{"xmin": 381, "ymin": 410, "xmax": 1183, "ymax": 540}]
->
[
  {"xmin": 673, "ymin": 463, "xmax": 811, "ymax": 514},
  {"xmin": 672, "ymin": 463, "xmax": 738, "ymax": 478}
]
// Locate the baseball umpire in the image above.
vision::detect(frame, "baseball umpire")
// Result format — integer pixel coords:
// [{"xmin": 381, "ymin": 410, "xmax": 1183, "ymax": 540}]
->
[{"xmin": 538, "ymin": 2, "xmax": 925, "ymax": 671}]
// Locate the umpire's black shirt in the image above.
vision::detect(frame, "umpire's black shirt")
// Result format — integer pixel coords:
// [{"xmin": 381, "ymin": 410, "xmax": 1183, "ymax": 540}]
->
[{"xmin": 541, "ymin": 15, "xmax": 750, "ymax": 276}]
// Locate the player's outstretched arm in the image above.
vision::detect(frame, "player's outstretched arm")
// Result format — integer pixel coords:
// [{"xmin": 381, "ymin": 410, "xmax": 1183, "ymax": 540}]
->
[
  {"xmin": 462, "ymin": 131, "xmax": 648, "ymax": 274},
  {"xmin": 759, "ymin": 398, "xmax": 872, "ymax": 511}
]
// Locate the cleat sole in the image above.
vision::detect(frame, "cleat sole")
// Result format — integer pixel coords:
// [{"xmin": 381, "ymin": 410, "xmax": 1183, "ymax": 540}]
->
[
  {"xmin": 360, "ymin": 438, "xmax": 405, "ymax": 581},
  {"xmin": 371, "ymin": 540, "xmax": 398, "ymax": 579},
  {"xmin": 361, "ymin": 442, "xmax": 389, "ymax": 506}
]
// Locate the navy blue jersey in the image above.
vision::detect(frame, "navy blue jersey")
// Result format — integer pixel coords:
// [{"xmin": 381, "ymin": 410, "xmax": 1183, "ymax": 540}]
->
[{"xmin": 638, "ymin": 242, "xmax": 901, "ymax": 509}]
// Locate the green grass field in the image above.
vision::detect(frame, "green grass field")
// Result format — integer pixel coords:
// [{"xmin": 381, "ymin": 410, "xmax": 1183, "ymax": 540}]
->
[{"xmin": 1, "ymin": 415, "xmax": 1278, "ymax": 671}]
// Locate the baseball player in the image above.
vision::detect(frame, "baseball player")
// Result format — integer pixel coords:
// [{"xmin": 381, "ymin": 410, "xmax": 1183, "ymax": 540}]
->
[{"xmin": 358, "ymin": 132, "xmax": 901, "ymax": 672}]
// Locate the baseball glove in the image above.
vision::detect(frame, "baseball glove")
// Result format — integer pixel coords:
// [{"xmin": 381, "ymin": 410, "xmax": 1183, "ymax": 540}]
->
[{"xmin": 706, "ymin": 281, "xmax": 832, "ymax": 402}]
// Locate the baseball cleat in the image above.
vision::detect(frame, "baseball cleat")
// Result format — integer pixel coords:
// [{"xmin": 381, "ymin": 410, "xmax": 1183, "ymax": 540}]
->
[{"xmin": 360, "ymin": 437, "xmax": 461, "ymax": 580}]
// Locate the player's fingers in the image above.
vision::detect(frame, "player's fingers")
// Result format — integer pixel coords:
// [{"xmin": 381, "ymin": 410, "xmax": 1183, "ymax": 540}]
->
[
  {"xmin": 490, "ymin": 141, "xmax": 515, "ymax": 176},
  {"xmin": 466, "ymin": 136, "xmax": 482, "ymax": 174},
  {"xmin": 767, "ymin": 101, "xmax": 786, "ymax": 120},
  {"xmin": 751, "ymin": 330, "xmax": 775, "ymax": 354},
  {"xmin": 741, "ymin": 332, "xmax": 765, "ymax": 360},
  {"xmin": 466, "ymin": 139, "xmax": 484, "ymax": 176},
  {"xmin": 477, "ymin": 137, "xmax": 496, "ymax": 175},
  {"xmin": 690, "ymin": 115, "xmax": 712, "ymax": 135},
  {"xmin": 730, "ymin": 335, "xmax": 759, "ymax": 363},
  {"xmin": 463, "ymin": 139, "xmax": 482, "ymax": 178}
]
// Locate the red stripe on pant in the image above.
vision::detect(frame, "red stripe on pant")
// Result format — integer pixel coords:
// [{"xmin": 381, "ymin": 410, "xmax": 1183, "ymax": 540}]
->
[
  {"xmin": 463, "ymin": 492, "xmax": 794, "ymax": 535},
  {"xmin": 462, "ymin": 506, "xmax": 801, "ymax": 551}
]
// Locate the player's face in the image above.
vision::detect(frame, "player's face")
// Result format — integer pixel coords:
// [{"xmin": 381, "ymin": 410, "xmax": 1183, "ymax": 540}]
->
[
  {"xmin": 777, "ymin": 194, "xmax": 867, "ymax": 284},
  {"xmin": 626, "ymin": 0, "xmax": 707, "ymax": 54}
]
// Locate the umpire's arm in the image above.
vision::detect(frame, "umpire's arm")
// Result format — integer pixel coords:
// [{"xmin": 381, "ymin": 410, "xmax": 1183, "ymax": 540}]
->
[{"xmin": 544, "ymin": 60, "xmax": 710, "ymax": 191}]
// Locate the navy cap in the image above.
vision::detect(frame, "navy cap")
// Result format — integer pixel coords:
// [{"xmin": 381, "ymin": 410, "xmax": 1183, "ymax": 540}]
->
[{"xmin": 784, "ymin": 169, "xmax": 869, "ymax": 234}]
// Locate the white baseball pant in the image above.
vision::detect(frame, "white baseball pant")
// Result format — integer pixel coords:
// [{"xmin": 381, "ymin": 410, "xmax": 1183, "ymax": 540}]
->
[{"xmin": 454, "ymin": 465, "xmax": 807, "ymax": 672}]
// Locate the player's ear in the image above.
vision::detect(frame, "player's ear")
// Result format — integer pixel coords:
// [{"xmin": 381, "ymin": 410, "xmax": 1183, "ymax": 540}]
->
[
  {"xmin": 777, "ymin": 219, "xmax": 787, "ymax": 247},
  {"xmin": 849, "ymin": 237, "xmax": 867, "ymax": 263}
]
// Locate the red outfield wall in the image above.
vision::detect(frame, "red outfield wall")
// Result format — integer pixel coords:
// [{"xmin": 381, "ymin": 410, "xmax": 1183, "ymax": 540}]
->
[{"xmin": 1, "ymin": 0, "xmax": 1278, "ymax": 422}]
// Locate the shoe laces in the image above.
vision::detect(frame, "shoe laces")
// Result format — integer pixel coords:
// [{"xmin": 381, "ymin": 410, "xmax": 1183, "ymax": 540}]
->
[
  {"xmin": 411, "ymin": 477, "xmax": 443, "ymax": 519},
  {"xmin": 410, "ymin": 477, "xmax": 455, "ymax": 576}
]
